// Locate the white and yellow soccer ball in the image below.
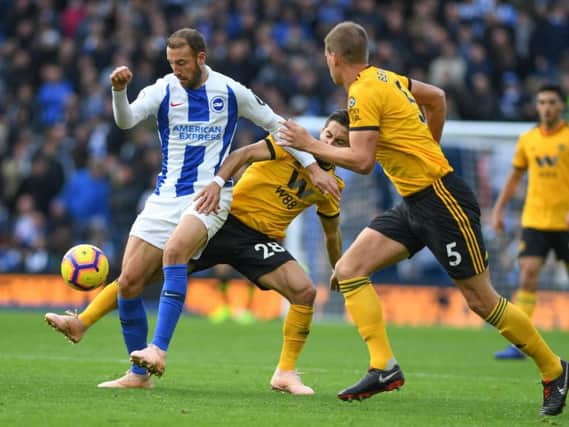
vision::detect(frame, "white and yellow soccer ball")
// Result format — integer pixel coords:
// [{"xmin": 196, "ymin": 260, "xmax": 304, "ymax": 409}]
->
[{"xmin": 60, "ymin": 244, "xmax": 109, "ymax": 291}]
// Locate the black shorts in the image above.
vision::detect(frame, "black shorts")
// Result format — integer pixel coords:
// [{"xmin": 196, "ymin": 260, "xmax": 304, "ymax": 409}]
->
[
  {"xmin": 192, "ymin": 214, "xmax": 295, "ymax": 289},
  {"xmin": 519, "ymin": 228, "xmax": 569, "ymax": 262},
  {"xmin": 369, "ymin": 173, "xmax": 488, "ymax": 280}
]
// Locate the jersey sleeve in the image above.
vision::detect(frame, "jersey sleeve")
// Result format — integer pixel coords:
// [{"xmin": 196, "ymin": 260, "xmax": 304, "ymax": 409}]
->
[
  {"xmin": 112, "ymin": 79, "xmax": 164, "ymax": 129},
  {"xmin": 231, "ymin": 81, "xmax": 316, "ymax": 167},
  {"xmin": 348, "ymin": 79, "xmax": 383, "ymax": 131},
  {"xmin": 232, "ymin": 80, "xmax": 282, "ymax": 134},
  {"xmin": 316, "ymin": 177, "xmax": 344, "ymax": 218},
  {"xmin": 512, "ymin": 135, "xmax": 528, "ymax": 169},
  {"xmin": 265, "ymin": 135, "xmax": 290, "ymax": 161}
]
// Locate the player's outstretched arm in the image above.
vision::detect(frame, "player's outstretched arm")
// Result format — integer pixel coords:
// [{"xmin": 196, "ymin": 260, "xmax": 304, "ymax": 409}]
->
[
  {"xmin": 279, "ymin": 119, "xmax": 376, "ymax": 174},
  {"xmin": 319, "ymin": 215, "xmax": 343, "ymax": 269},
  {"xmin": 218, "ymin": 140, "xmax": 273, "ymax": 181},
  {"xmin": 409, "ymin": 79, "xmax": 446, "ymax": 143},
  {"xmin": 194, "ymin": 140, "xmax": 272, "ymax": 214},
  {"xmin": 491, "ymin": 167, "xmax": 525, "ymax": 233},
  {"xmin": 230, "ymin": 81, "xmax": 341, "ymax": 196},
  {"xmin": 110, "ymin": 66, "xmax": 136, "ymax": 129},
  {"xmin": 110, "ymin": 65, "xmax": 159, "ymax": 129}
]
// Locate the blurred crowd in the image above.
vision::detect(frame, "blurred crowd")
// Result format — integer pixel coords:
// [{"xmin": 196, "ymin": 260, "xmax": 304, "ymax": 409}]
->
[{"xmin": 1, "ymin": 0, "xmax": 569, "ymax": 278}]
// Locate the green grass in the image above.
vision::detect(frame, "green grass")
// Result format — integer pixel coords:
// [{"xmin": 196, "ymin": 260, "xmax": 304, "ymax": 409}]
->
[{"xmin": 0, "ymin": 310, "xmax": 567, "ymax": 426}]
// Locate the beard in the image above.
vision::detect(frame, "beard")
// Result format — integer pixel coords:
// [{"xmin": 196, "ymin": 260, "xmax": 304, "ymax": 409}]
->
[
  {"xmin": 176, "ymin": 60, "xmax": 203, "ymax": 89},
  {"xmin": 185, "ymin": 63, "xmax": 203, "ymax": 89}
]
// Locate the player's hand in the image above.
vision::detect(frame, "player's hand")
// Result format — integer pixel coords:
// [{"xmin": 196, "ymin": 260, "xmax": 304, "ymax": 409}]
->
[
  {"xmin": 194, "ymin": 182, "xmax": 221, "ymax": 215},
  {"xmin": 277, "ymin": 119, "xmax": 314, "ymax": 150},
  {"xmin": 330, "ymin": 271, "xmax": 340, "ymax": 292},
  {"xmin": 491, "ymin": 208, "xmax": 504, "ymax": 233},
  {"xmin": 306, "ymin": 164, "xmax": 341, "ymax": 200},
  {"xmin": 110, "ymin": 66, "xmax": 133, "ymax": 91}
]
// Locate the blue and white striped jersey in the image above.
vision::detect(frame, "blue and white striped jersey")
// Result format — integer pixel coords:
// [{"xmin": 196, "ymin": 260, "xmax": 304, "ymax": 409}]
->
[{"xmin": 112, "ymin": 66, "xmax": 306, "ymax": 198}]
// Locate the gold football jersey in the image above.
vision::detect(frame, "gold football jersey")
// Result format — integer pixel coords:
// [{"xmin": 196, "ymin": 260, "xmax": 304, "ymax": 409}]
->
[
  {"xmin": 230, "ymin": 136, "xmax": 344, "ymax": 240},
  {"xmin": 512, "ymin": 123, "xmax": 569, "ymax": 230},
  {"xmin": 348, "ymin": 67, "xmax": 453, "ymax": 196}
]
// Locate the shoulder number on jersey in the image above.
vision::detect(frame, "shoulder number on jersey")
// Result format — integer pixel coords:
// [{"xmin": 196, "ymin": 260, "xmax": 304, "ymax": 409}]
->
[{"xmin": 395, "ymin": 80, "xmax": 426, "ymax": 124}]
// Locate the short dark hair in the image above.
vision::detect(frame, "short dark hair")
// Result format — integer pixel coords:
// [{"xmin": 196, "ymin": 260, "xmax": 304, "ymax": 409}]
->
[
  {"xmin": 325, "ymin": 109, "xmax": 349, "ymax": 129},
  {"xmin": 537, "ymin": 84, "xmax": 565, "ymax": 101},
  {"xmin": 167, "ymin": 28, "xmax": 207, "ymax": 55}
]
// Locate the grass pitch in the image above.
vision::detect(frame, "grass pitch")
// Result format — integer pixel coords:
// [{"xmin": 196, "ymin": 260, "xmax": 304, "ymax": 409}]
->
[{"xmin": 1, "ymin": 309, "xmax": 567, "ymax": 426}]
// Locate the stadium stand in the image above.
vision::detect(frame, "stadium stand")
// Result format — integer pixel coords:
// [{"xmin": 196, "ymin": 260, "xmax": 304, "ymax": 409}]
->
[{"xmin": 1, "ymin": 1, "xmax": 568, "ymax": 317}]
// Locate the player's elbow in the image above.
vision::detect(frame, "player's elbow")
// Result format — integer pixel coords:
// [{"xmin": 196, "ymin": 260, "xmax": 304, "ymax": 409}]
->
[
  {"xmin": 434, "ymin": 86, "xmax": 445, "ymax": 99},
  {"xmin": 115, "ymin": 122, "xmax": 131, "ymax": 130},
  {"xmin": 353, "ymin": 157, "xmax": 375, "ymax": 174},
  {"xmin": 432, "ymin": 87, "xmax": 446, "ymax": 109},
  {"xmin": 243, "ymin": 149, "xmax": 259, "ymax": 164},
  {"xmin": 114, "ymin": 118, "xmax": 135, "ymax": 130}
]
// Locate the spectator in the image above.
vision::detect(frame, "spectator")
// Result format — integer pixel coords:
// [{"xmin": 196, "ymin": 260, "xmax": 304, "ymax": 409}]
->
[
  {"xmin": 500, "ymin": 72, "xmax": 526, "ymax": 120},
  {"xmin": 458, "ymin": 72, "xmax": 501, "ymax": 120},
  {"xmin": 2, "ymin": 0, "xmax": 569, "ymax": 276},
  {"xmin": 14, "ymin": 152, "xmax": 64, "ymax": 217},
  {"xmin": 36, "ymin": 63, "xmax": 74, "ymax": 128},
  {"xmin": 428, "ymin": 39, "xmax": 467, "ymax": 89},
  {"xmin": 57, "ymin": 157, "xmax": 111, "ymax": 235}
]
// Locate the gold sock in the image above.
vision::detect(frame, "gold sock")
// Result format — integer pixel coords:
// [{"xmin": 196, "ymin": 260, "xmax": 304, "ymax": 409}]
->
[
  {"xmin": 486, "ymin": 297, "xmax": 562, "ymax": 380},
  {"xmin": 278, "ymin": 304, "xmax": 313, "ymax": 371},
  {"xmin": 340, "ymin": 277, "xmax": 394, "ymax": 370},
  {"xmin": 78, "ymin": 280, "xmax": 119, "ymax": 327},
  {"xmin": 514, "ymin": 289, "xmax": 537, "ymax": 319}
]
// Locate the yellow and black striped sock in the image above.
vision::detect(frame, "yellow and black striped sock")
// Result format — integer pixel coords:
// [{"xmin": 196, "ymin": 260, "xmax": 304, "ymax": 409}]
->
[
  {"xmin": 278, "ymin": 304, "xmax": 313, "ymax": 371},
  {"xmin": 514, "ymin": 289, "xmax": 537, "ymax": 319},
  {"xmin": 79, "ymin": 280, "xmax": 119, "ymax": 327},
  {"xmin": 486, "ymin": 297, "xmax": 562, "ymax": 380},
  {"xmin": 339, "ymin": 277, "xmax": 394, "ymax": 370}
]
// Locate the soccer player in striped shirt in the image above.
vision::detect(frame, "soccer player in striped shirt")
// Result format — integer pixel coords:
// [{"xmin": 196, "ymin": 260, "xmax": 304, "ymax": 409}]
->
[
  {"xmin": 46, "ymin": 110, "xmax": 348, "ymax": 394},
  {"xmin": 45, "ymin": 27, "xmax": 338, "ymax": 389}
]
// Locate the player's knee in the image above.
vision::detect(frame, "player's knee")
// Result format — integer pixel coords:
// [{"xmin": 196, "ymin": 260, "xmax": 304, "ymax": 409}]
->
[
  {"xmin": 287, "ymin": 282, "xmax": 316, "ymax": 306},
  {"xmin": 163, "ymin": 241, "xmax": 187, "ymax": 265},
  {"xmin": 334, "ymin": 258, "xmax": 362, "ymax": 282},
  {"xmin": 466, "ymin": 299, "xmax": 486, "ymax": 317},
  {"xmin": 117, "ymin": 271, "xmax": 144, "ymax": 297},
  {"xmin": 464, "ymin": 293, "xmax": 494, "ymax": 318},
  {"xmin": 298, "ymin": 285, "xmax": 316, "ymax": 306}
]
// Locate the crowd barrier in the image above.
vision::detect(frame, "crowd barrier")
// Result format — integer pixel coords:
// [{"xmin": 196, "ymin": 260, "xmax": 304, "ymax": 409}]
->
[{"xmin": 1, "ymin": 274, "xmax": 567, "ymax": 330}]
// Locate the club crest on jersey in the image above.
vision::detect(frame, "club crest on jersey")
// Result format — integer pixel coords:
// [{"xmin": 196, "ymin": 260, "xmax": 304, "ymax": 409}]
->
[
  {"xmin": 348, "ymin": 97, "xmax": 356, "ymax": 108},
  {"xmin": 210, "ymin": 96, "xmax": 226, "ymax": 113}
]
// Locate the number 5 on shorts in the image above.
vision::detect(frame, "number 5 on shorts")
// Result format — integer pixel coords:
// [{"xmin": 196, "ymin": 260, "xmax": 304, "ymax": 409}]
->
[{"xmin": 446, "ymin": 241, "xmax": 462, "ymax": 266}]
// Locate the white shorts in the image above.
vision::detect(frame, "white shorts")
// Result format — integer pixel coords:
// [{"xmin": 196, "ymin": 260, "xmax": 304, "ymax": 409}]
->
[{"xmin": 129, "ymin": 187, "xmax": 233, "ymax": 257}]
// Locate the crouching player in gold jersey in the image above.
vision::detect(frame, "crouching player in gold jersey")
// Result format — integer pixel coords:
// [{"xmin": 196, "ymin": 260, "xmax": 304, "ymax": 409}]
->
[
  {"xmin": 492, "ymin": 85, "xmax": 569, "ymax": 360},
  {"xmin": 279, "ymin": 21, "xmax": 567, "ymax": 417},
  {"xmin": 46, "ymin": 110, "xmax": 348, "ymax": 394}
]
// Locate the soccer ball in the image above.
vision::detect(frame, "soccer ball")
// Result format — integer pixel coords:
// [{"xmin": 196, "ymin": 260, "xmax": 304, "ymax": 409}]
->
[{"xmin": 60, "ymin": 244, "xmax": 109, "ymax": 291}]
